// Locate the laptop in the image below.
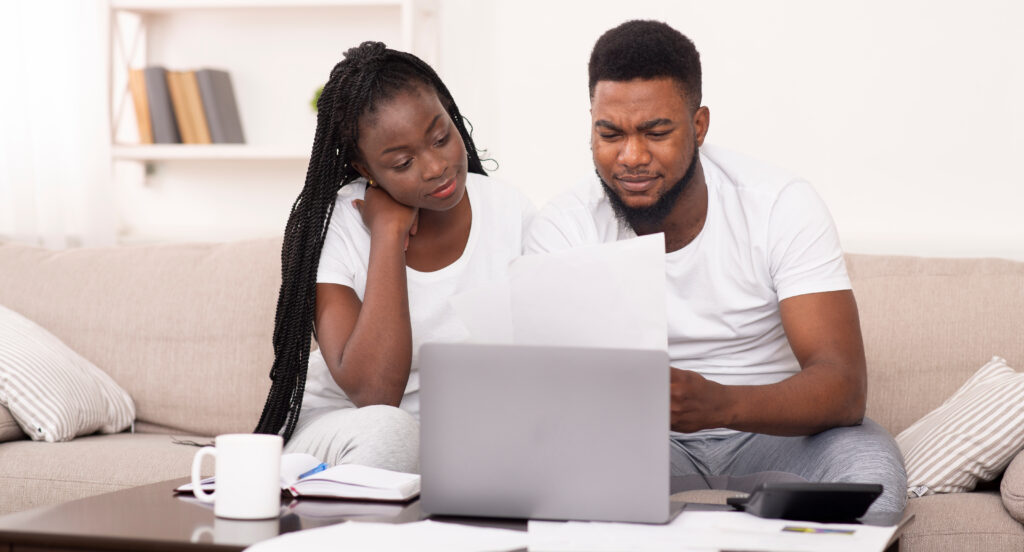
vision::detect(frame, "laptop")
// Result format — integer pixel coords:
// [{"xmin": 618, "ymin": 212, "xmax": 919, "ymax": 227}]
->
[{"xmin": 418, "ymin": 342, "xmax": 671, "ymax": 523}]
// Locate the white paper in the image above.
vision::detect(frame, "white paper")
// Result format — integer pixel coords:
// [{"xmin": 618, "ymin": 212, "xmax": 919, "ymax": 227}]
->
[
  {"xmin": 448, "ymin": 279, "xmax": 513, "ymax": 344},
  {"xmin": 528, "ymin": 510, "xmax": 898, "ymax": 552},
  {"xmin": 243, "ymin": 519, "xmax": 527, "ymax": 552},
  {"xmin": 451, "ymin": 233, "xmax": 667, "ymax": 351}
]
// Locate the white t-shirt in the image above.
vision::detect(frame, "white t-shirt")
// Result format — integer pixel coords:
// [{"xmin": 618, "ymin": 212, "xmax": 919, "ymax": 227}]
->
[
  {"xmin": 301, "ymin": 172, "xmax": 534, "ymax": 422},
  {"xmin": 524, "ymin": 144, "xmax": 851, "ymax": 437}
]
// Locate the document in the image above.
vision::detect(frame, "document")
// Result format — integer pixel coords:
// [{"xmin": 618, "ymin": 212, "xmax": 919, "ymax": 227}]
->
[
  {"xmin": 243, "ymin": 519, "xmax": 528, "ymax": 552},
  {"xmin": 451, "ymin": 233, "xmax": 667, "ymax": 350},
  {"xmin": 528, "ymin": 510, "xmax": 898, "ymax": 552}
]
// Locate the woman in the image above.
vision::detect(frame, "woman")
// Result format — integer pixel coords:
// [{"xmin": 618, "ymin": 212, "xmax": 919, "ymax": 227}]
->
[{"xmin": 254, "ymin": 42, "xmax": 532, "ymax": 474}]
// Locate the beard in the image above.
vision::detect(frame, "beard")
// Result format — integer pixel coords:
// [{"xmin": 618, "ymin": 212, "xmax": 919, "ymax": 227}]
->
[{"xmin": 598, "ymin": 144, "xmax": 699, "ymax": 233}]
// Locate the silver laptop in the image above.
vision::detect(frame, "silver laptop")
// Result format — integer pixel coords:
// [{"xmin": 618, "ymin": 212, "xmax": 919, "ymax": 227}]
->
[{"xmin": 418, "ymin": 342, "xmax": 671, "ymax": 523}]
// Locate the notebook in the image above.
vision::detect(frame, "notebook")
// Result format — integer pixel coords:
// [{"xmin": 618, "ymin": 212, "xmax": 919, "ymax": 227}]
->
[{"xmin": 418, "ymin": 342, "xmax": 671, "ymax": 523}]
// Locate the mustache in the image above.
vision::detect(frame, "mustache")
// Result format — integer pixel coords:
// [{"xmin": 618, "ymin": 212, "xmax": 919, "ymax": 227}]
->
[{"xmin": 615, "ymin": 171, "xmax": 658, "ymax": 178}]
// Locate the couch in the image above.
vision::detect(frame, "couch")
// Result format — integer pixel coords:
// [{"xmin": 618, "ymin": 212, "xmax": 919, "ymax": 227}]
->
[{"xmin": 0, "ymin": 238, "xmax": 1022, "ymax": 551}]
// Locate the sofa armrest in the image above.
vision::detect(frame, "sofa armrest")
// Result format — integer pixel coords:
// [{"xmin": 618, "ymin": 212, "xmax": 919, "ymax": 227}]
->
[{"xmin": 1002, "ymin": 449, "xmax": 1024, "ymax": 523}]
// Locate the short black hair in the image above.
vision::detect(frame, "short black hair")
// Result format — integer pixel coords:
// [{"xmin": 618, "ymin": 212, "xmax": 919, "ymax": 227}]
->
[{"xmin": 588, "ymin": 20, "xmax": 702, "ymax": 110}]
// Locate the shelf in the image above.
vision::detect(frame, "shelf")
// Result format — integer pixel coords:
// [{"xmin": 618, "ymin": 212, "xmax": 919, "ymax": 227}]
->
[
  {"xmin": 110, "ymin": 0, "xmax": 406, "ymax": 12},
  {"xmin": 112, "ymin": 144, "xmax": 310, "ymax": 161}
]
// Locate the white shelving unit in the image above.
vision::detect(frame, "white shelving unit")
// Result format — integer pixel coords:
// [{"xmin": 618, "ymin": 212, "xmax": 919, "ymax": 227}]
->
[{"xmin": 104, "ymin": 0, "xmax": 439, "ymax": 241}]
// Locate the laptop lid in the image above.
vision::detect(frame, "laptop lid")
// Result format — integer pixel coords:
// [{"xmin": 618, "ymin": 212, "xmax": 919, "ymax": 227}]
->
[{"xmin": 419, "ymin": 342, "xmax": 670, "ymax": 523}]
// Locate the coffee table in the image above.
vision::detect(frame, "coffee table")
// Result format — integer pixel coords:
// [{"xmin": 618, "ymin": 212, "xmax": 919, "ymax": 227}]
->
[
  {"xmin": 0, "ymin": 480, "xmax": 909, "ymax": 552},
  {"xmin": 0, "ymin": 477, "xmax": 491, "ymax": 552}
]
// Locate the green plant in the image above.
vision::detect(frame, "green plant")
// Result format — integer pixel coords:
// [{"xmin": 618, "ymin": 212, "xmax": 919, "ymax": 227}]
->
[{"xmin": 311, "ymin": 85, "xmax": 323, "ymax": 112}]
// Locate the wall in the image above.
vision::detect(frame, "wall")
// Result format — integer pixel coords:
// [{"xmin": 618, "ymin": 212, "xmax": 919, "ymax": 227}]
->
[{"xmin": 439, "ymin": 0, "xmax": 1024, "ymax": 260}]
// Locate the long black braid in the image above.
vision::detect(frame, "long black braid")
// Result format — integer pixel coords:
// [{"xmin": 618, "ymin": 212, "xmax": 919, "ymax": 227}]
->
[{"xmin": 254, "ymin": 42, "xmax": 486, "ymax": 441}]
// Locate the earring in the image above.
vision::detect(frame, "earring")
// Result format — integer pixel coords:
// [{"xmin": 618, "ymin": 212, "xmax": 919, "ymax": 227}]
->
[{"xmin": 368, "ymin": 179, "xmax": 375, "ymax": 187}]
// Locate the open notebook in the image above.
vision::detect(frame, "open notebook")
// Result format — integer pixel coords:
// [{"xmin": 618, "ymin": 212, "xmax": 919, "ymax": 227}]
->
[{"xmin": 175, "ymin": 452, "xmax": 419, "ymax": 502}]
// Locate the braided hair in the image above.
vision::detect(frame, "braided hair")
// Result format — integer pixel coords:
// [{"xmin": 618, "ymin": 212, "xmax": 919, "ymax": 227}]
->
[{"xmin": 254, "ymin": 42, "xmax": 486, "ymax": 441}]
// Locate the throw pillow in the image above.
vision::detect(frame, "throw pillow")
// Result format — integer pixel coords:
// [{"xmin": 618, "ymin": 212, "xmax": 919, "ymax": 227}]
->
[
  {"xmin": 1002, "ymin": 451, "xmax": 1024, "ymax": 523},
  {"xmin": 0, "ymin": 405, "xmax": 25, "ymax": 442},
  {"xmin": 0, "ymin": 304, "xmax": 135, "ymax": 442},
  {"xmin": 897, "ymin": 356, "xmax": 1024, "ymax": 497}
]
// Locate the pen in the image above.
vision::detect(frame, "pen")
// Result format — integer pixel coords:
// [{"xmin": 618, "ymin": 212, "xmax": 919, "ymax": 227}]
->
[
  {"xmin": 298, "ymin": 462, "xmax": 329, "ymax": 479},
  {"xmin": 782, "ymin": 526, "xmax": 855, "ymax": 535}
]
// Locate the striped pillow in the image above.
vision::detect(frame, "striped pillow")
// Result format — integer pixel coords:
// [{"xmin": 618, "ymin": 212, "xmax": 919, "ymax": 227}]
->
[
  {"xmin": 897, "ymin": 356, "xmax": 1024, "ymax": 497},
  {"xmin": 0, "ymin": 405, "xmax": 25, "ymax": 442},
  {"xmin": 0, "ymin": 304, "xmax": 135, "ymax": 442}
]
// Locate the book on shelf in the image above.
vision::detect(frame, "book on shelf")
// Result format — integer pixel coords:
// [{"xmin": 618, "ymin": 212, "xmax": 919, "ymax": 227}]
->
[
  {"xmin": 166, "ymin": 70, "xmax": 212, "ymax": 144},
  {"xmin": 142, "ymin": 66, "xmax": 181, "ymax": 144},
  {"xmin": 165, "ymin": 71, "xmax": 195, "ymax": 143},
  {"xmin": 127, "ymin": 69, "xmax": 153, "ymax": 144},
  {"xmin": 181, "ymin": 71, "xmax": 212, "ymax": 144},
  {"xmin": 175, "ymin": 453, "xmax": 419, "ymax": 503},
  {"xmin": 195, "ymin": 68, "xmax": 246, "ymax": 144}
]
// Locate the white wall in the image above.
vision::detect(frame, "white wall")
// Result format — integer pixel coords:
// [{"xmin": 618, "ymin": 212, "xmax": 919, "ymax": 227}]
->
[
  {"xmin": 4, "ymin": 1, "xmax": 1022, "ymax": 259},
  {"xmin": 439, "ymin": 0, "xmax": 1024, "ymax": 260}
]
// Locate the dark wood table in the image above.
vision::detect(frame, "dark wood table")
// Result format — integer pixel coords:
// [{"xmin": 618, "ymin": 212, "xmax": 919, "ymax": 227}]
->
[
  {"xmin": 0, "ymin": 478, "xmax": 449, "ymax": 552},
  {"xmin": 0, "ymin": 479, "xmax": 909, "ymax": 552}
]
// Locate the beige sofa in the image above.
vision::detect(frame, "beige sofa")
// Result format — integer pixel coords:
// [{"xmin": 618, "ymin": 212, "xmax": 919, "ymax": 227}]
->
[{"xmin": 0, "ymin": 238, "xmax": 1022, "ymax": 551}]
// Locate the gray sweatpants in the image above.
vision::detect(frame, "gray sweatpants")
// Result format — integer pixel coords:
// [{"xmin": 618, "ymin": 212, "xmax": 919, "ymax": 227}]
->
[
  {"xmin": 284, "ymin": 405, "xmax": 420, "ymax": 474},
  {"xmin": 670, "ymin": 418, "xmax": 908, "ymax": 514}
]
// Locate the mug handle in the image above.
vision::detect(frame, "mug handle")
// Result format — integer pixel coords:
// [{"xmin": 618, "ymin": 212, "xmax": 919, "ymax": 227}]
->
[{"xmin": 191, "ymin": 446, "xmax": 217, "ymax": 503}]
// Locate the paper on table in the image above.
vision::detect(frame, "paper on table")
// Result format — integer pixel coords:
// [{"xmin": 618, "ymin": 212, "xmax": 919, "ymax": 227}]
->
[
  {"xmin": 528, "ymin": 510, "xmax": 898, "ymax": 552},
  {"xmin": 243, "ymin": 519, "xmax": 527, "ymax": 552},
  {"xmin": 450, "ymin": 233, "xmax": 667, "ymax": 350}
]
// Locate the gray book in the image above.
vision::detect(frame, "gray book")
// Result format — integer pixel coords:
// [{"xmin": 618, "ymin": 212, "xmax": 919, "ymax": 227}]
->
[
  {"xmin": 195, "ymin": 69, "xmax": 245, "ymax": 143},
  {"xmin": 143, "ymin": 66, "xmax": 181, "ymax": 144}
]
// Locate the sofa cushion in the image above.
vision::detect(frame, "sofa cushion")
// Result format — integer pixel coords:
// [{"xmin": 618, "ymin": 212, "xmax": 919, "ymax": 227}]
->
[
  {"xmin": 845, "ymin": 254, "xmax": 1024, "ymax": 437},
  {"xmin": 0, "ymin": 304, "xmax": 135, "ymax": 442},
  {"xmin": 0, "ymin": 239, "xmax": 281, "ymax": 437},
  {"xmin": 896, "ymin": 356, "xmax": 1024, "ymax": 497},
  {"xmin": 1003, "ymin": 451, "xmax": 1024, "ymax": 523},
  {"xmin": 0, "ymin": 432, "xmax": 211, "ymax": 515},
  {"xmin": 900, "ymin": 491, "xmax": 1024, "ymax": 552},
  {"xmin": 0, "ymin": 406, "xmax": 24, "ymax": 442}
]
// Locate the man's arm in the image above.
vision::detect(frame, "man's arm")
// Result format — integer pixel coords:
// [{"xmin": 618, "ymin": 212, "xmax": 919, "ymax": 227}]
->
[{"xmin": 670, "ymin": 289, "xmax": 867, "ymax": 435}]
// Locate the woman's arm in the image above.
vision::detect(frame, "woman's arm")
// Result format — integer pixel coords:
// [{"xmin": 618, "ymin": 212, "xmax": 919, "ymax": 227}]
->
[{"xmin": 315, "ymin": 187, "xmax": 418, "ymax": 407}]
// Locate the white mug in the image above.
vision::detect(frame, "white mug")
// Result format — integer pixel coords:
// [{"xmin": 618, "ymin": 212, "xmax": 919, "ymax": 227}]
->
[{"xmin": 191, "ymin": 433, "xmax": 283, "ymax": 519}]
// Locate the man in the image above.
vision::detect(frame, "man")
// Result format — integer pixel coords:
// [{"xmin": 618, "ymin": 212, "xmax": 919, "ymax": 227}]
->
[{"xmin": 525, "ymin": 20, "xmax": 907, "ymax": 514}]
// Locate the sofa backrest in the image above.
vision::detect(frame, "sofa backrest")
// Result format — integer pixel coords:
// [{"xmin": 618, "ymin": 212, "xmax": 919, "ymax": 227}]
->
[
  {"xmin": 2, "ymin": 240, "xmax": 1020, "ymax": 439},
  {"xmin": 846, "ymin": 254, "xmax": 1024, "ymax": 436},
  {"xmin": 0, "ymin": 239, "xmax": 283, "ymax": 437}
]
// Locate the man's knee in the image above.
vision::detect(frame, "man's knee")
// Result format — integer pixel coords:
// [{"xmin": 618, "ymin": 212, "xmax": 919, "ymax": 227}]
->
[{"xmin": 813, "ymin": 420, "xmax": 908, "ymax": 512}]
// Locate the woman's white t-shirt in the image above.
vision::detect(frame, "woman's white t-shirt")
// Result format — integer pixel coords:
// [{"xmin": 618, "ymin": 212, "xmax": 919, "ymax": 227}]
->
[{"xmin": 300, "ymin": 173, "xmax": 533, "ymax": 422}]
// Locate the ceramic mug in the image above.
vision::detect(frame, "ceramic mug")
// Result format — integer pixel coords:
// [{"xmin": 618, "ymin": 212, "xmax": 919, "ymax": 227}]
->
[{"xmin": 191, "ymin": 433, "xmax": 283, "ymax": 519}]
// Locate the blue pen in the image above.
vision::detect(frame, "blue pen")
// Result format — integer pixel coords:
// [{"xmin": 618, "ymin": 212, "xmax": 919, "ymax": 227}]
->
[{"xmin": 298, "ymin": 462, "xmax": 329, "ymax": 480}]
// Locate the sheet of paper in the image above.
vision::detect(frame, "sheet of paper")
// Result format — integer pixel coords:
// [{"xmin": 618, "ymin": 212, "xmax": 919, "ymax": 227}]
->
[
  {"xmin": 448, "ymin": 279, "xmax": 513, "ymax": 344},
  {"xmin": 450, "ymin": 233, "xmax": 667, "ymax": 350},
  {"xmin": 243, "ymin": 519, "xmax": 527, "ymax": 552},
  {"xmin": 528, "ymin": 510, "xmax": 898, "ymax": 552}
]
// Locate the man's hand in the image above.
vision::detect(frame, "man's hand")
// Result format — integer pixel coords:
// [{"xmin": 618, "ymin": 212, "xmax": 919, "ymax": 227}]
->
[
  {"xmin": 670, "ymin": 368, "xmax": 732, "ymax": 433},
  {"xmin": 353, "ymin": 186, "xmax": 419, "ymax": 250}
]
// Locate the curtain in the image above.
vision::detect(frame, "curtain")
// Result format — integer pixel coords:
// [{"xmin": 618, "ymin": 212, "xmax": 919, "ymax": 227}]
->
[{"xmin": 0, "ymin": 0, "xmax": 116, "ymax": 248}]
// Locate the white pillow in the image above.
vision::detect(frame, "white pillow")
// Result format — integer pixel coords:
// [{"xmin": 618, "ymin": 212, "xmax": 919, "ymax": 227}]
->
[
  {"xmin": 897, "ymin": 356, "xmax": 1024, "ymax": 497},
  {"xmin": 0, "ymin": 304, "xmax": 135, "ymax": 442}
]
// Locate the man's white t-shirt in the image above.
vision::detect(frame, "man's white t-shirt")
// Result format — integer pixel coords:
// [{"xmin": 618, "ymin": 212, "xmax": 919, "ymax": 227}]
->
[
  {"xmin": 524, "ymin": 144, "xmax": 851, "ymax": 437},
  {"xmin": 301, "ymin": 173, "xmax": 534, "ymax": 423}
]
